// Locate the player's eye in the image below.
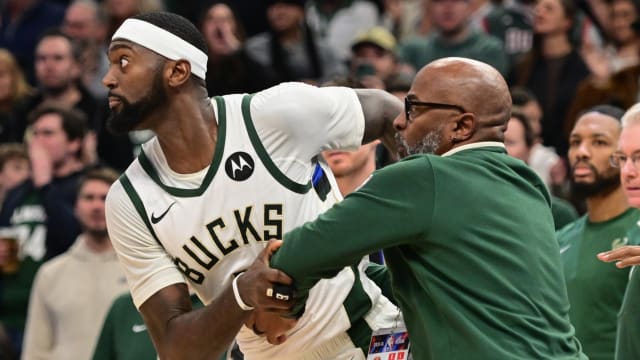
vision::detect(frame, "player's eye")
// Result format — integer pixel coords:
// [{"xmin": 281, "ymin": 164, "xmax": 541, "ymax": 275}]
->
[{"xmin": 119, "ymin": 57, "xmax": 129, "ymax": 69}]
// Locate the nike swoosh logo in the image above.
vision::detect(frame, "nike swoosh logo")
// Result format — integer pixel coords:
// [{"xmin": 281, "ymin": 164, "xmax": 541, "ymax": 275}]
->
[
  {"xmin": 560, "ymin": 244, "xmax": 571, "ymax": 254},
  {"xmin": 132, "ymin": 324, "xmax": 147, "ymax": 333},
  {"xmin": 151, "ymin": 202, "xmax": 176, "ymax": 224}
]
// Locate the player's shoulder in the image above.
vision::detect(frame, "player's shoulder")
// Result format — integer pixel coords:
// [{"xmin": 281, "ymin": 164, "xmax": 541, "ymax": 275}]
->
[
  {"xmin": 556, "ymin": 215, "xmax": 587, "ymax": 238},
  {"xmin": 253, "ymin": 82, "xmax": 355, "ymax": 103}
]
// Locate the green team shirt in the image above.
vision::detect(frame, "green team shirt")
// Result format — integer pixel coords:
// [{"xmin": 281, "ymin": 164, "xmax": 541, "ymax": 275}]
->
[
  {"xmin": 271, "ymin": 143, "xmax": 585, "ymax": 360},
  {"xmin": 552, "ymin": 196, "xmax": 579, "ymax": 230},
  {"xmin": 397, "ymin": 31, "xmax": 509, "ymax": 77},
  {"xmin": 557, "ymin": 208, "xmax": 640, "ymax": 360},
  {"xmin": 616, "ymin": 221, "xmax": 640, "ymax": 360}
]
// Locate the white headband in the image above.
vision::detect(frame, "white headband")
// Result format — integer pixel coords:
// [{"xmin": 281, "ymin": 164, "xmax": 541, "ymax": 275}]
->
[{"xmin": 112, "ymin": 18, "xmax": 208, "ymax": 80}]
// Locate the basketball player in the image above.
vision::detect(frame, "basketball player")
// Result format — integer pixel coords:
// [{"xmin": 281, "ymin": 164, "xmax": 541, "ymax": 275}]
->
[{"xmin": 103, "ymin": 11, "xmax": 401, "ymax": 360}]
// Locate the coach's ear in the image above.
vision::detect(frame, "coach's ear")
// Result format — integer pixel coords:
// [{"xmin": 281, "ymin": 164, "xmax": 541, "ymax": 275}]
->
[{"xmin": 167, "ymin": 59, "xmax": 191, "ymax": 87}]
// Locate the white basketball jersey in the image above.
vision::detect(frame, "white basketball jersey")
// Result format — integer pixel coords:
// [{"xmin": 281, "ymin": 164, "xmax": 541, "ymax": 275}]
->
[{"xmin": 106, "ymin": 85, "xmax": 399, "ymax": 359}]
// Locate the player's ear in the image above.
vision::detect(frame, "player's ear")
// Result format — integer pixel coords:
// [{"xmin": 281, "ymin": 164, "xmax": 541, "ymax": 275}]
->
[{"xmin": 166, "ymin": 59, "xmax": 191, "ymax": 87}]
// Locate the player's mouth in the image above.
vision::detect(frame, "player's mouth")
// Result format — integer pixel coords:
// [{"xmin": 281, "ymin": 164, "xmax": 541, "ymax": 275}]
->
[
  {"xmin": 108, "ymin": 96, "xmax": 122, "ymax": 110},
  {"xmin": 572, "ymin": 162, "xmax": 594, "ymax": 178}
]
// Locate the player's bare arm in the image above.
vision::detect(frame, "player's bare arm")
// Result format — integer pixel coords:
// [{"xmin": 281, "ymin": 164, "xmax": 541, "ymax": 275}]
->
[
  {"xmin": 138, "ymin": 245, "xmax": 294, "ymax": 359},
  {"xmin": 355, "ymin": 89, "xmax": 403, "ymax": 156},
  {"xmin": 598, "ymin": 245, "xmax": 640, "ymax": 267}
]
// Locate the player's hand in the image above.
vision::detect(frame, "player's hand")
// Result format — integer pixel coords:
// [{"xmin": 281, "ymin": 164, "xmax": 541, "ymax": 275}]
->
[
  {"xmin": 237, "ymin": 240, "xmax": 295, "ymax": 313},
  {"xmin": 598, "ymin": 246, "xmax": 640, "ymax": 268},
  {"xmin": 245, "ymin": 310, "xmax": 297, "ymax": 345}
]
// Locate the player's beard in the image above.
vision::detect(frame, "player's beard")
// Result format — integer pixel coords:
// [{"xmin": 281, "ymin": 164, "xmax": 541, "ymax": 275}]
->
[
  {"xmin": 395, "ymin": 125, "xmax": 444, "ymax": 158},
  {"xmin": 107, "ymin": 70, "xmax": 168, "ymax": 136},
  {"xmin": 570, "ymin": 161, "xmax": 621, "ymax": 198}
]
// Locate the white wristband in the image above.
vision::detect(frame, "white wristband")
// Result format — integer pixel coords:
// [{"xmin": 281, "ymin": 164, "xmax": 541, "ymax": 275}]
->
[{"xmin": 232, "ymin": 273, "xmax": 254, "ymax": 311}]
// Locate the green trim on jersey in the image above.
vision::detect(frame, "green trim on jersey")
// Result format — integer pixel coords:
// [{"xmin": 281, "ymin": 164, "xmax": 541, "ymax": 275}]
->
[
  {"xmin": 137, "ymin": 96, "xmax": 227, "ymax": 197},
  {"xmin": 344, "ymin": 265, "xmax": 374, "ymax": 353},
  {"xmin": 241, "ymin": 94, "xmax": 312, "ymax": 194},
  {"xmin": 120, "ymin": 175, "xmax": 163, "ymax": 248}
]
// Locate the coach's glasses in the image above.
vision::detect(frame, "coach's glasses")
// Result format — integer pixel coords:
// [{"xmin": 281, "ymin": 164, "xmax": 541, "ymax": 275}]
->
[
  {"xmin": 404, "ymin": 96, "xmax": 466, "ymax": 123},
  {"xmin": 609, "ymin": 152, "xmax": 640, "ymax": 171}
]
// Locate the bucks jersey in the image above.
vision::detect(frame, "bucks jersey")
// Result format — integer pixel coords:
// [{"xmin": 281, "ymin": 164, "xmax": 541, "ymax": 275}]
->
[
  {"xmin": 558, "ymin": 208, "xmax": 640, "ymax": 360},
  {"xmin": 105, "ymin": 83, "xmax": 399, "ymax": 359}
]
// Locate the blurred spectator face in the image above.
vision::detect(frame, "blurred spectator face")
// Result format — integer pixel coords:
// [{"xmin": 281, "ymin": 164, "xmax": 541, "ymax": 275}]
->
[
  {"xmin": 0, "ymin": 50, "xmax": 30, "ymax": 106},
  {"xmin": 568, "ymin": 112, "xmax": 621, "ymax": 196},
  {"xmin": 106, "ymin": 0, "xmax": 139, "ymax": 19},
  {"xmin": 521, "ymin": 99, "xmax": 543, "ymax": 137},
  {"xmin": 63, "ymin": 2, "xmax": 106, "ymax": 43},
  {"xmin": 352, "ymin": 45, "xmax": 396, "ymax": 81},
  {"xmin": 534, "ymin": 0, "xmax": 572, "ymax": 35},
  {"xmin": 0, "ymin": 157, "xmax": 30, "ymax": 191},
  {"xmin": 0, "ymin": 63, "xmax": 12, "ymax": 104},
  {"xmin": 617, "ymin": 122, "xmax": 640, "ymax": 206},
  {"xmin": 267, "ymin": 2, "xmax": 305, "ymax": 33},
  {"xmin": 504, "ymin": 118, "xmax": 531, "ymax": 162},
  {"xmin": 611, "ymin": 0, "xmax": 638, "ymax": 46},
  {"xmin": 31, "ymin": 113, "xmax": 79, "ymax": 167},
  {"xmin": 430, "ymin": 0, "xmax": 471, "ymax": 36},
  {"xmin": 35, "ymin": 36, "xmax": 80, "ymax": 94},
  {"xmin": 75, "ymin": 178, "xmax": 110, "ymax": 237},
  {"xmin": 202, "ymin": 3, "xmax": 239, "ymax": 55},
  {"xmin": 322, "ymin": 141, "xmax": 379, "ymax": 178}
]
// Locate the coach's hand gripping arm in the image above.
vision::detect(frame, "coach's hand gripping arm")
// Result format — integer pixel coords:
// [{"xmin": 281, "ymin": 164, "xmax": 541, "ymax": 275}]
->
[
  {"xmin": 355, "ymin": 89, "xmax": 403, "ymax": 158},
  {"xmin": 139, "ymin": 245, "xmax": 294, "ymax": 360}
]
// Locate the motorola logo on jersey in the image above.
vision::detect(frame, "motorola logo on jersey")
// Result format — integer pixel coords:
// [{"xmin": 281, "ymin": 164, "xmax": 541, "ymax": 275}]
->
[{"xmin": 225, "ymin": 152, "xmax": 254, "ymax": 181}]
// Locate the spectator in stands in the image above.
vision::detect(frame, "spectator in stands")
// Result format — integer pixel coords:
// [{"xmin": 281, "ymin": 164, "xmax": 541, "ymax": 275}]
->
[
  {"xmin": 483, "ymin": 0, "xmax": 535, "ymax": 65},
  {"xmin": 105, "ymin": 0, "xmax": 165, "ymax": 38},
  {"xmin": 22, "ymin": 167, "xmax": 128, "ymax": 360},
  {"xmin": 504, "ymin": 110, "xmax": 578, "ymax": 229},
  {"xmin": 0, "ymin": 50, "xmax": 32, "ymax": 143},
  {"xmin": 349, "ymin": 26, "xmax": 413, "ymax": 90},
  {"xmin": 398, "ymin": 0, "xmax": 508, "ymax": 76},
  {"xmin": 306, "ymin": 0, "xmax": 381, "ymax": 62},
  {"xmin": 200, "ymin": 1, "xmax": 276, "ymax": 96},
  {"xmin": 511, "ymin": 87, "xmax": 567, "ymax": 192},
  {"xmin": 11, "ymin": 30, "xmax": 100, "ymax": 143},
  {"xmin": 63, "ymin": 0, "xmax": 110, "ymax": 98},
  {"xmin": 246, "ymin": 0, "xmax": 347, "ymax": 85},
  {"xmin": 510, "ymin": 0, "xmax": 591, "ymax": 157},
  {"xmin": 0, "ymin": 143, "xmax": 30, "ymax": 210},
  {"xmin": 0, "ymin": 0, "xmax": 65, "ymax": 84}
]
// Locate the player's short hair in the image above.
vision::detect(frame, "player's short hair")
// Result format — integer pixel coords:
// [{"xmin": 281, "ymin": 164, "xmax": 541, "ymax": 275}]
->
[
  {"xmin": 510, "ymin": 86, "xmax": 538, "ymax": 107},
  {"xmin": 79, "ymin": 166, "xmax": 120, "ymax": 189},
  {"xmin": 36, "ymin": 28, "xmax": 83, "ymax": 62},
  {"xmin": 132, "ymin": 12, "xmax": 208, "ymax": 58},
  {"xmin": 509, "ymin": 109, "xmax": 534, "ymax": 148},
  {"xmin": 27, "ymin": 102, "xmax": 89, "ymax": 143},
  {"xmin": 581, "ymin": 104, "xmax": 625, "ymax": 123}
]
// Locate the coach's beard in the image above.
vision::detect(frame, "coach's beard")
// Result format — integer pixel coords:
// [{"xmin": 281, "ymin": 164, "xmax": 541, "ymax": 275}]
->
[
  {"xmin": 107, "ymin": 73, "xmax": 168, "ymax": 136},
  {"xmin": 395, "ymin": 126, "xmax": 444, "ymax": 158}
]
